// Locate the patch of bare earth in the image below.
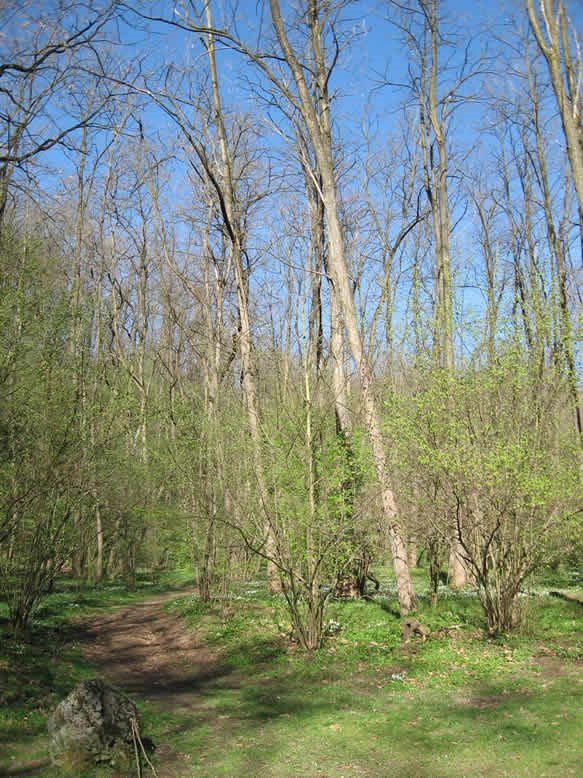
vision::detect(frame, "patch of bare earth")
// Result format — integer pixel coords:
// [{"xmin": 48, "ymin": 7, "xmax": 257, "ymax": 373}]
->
[
  {"xmin": 79, "ymin": 592, "xmax": 227, "ymax": 777},
  {"xmin": 462, "ymin": 692, "xmax": 507, "ymax": 709},
  {"xmin": 532, "ymin": 651, "xmax": 583, "ymax": 679}
]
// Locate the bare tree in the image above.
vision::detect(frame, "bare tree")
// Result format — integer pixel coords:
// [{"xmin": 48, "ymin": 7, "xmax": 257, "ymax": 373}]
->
[
  {"xmin": 0, "ymin": 1, "xmax": 121, "ymax": 225},
  {"xmin": 526, "ymin": 0, "xmax": 583, "ymax": 242},
  {"xmin": 525, "ymin": 48, "xmax": 582, "ymax": 442},
  {"xmin": 393, "ymin": 0, "xmax": 482, "ymax": 587},
  {"xmin": 262, "ymin": 0, "xmax": 415, "ymax": 612}
]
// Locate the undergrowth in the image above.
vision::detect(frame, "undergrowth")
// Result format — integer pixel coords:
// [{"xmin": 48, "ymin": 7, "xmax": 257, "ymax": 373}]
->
[{"xmin": 1, "ymin": 566, "xmax": 581, "ymax": 777}]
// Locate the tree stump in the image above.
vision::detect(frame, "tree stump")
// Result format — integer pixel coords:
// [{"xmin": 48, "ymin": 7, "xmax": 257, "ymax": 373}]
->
[{"xmin": 400, "ymin": 617, "xmax": 430, "ymax": 642}]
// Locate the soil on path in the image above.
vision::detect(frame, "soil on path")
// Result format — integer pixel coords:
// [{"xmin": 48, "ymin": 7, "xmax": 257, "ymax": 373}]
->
[{"xmin": 80, "ymin": 590, "xmax": 225, "ymax": 776}]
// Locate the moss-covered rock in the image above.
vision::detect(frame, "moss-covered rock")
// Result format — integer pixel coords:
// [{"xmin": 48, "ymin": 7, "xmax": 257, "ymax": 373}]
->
[{"xmin": 47, "ymin": 678, "xmax": 138, "ymax": 767}]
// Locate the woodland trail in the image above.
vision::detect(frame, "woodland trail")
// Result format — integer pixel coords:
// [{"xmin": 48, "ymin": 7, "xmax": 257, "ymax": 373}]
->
[{"xmin": 80, "ymin": 589, "xmax": 224, "ymax": 777}]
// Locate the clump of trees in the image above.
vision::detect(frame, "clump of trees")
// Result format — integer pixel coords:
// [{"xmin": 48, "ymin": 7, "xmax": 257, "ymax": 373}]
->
[
  {"xmin": 386, "ymin": 355, "xmax": 581, "ymax": 632},
  {"xmin": 0, "ymin": 231, "xmax": 82, "ymax": 629},
  {"xmin": 1, "ymin": 0, "xmax": 582, "ymax": 644}
]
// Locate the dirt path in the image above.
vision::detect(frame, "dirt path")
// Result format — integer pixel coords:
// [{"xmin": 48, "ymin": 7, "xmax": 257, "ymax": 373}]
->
[{"xmin": 80, "ymin": 591, "xmax": 224, "ymax": 776}]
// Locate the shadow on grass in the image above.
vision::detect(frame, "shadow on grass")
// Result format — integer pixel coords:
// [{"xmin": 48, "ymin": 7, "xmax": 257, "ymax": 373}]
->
[
  {"xmin": 0, "ymin": 726, "xmax": 47, "ymax": 747},
  {"xmin": 192, "ymin": 667, "xmax": 582, "ymax": 777},
  {"xmin": 142, "ymin": 587, "xmax": 583, "ymax": 775},
  {"xmin": 0, "ymin": 758, "xmax": 51, "ymax": 777},
  {"xmin": 0, "ymin": 614, "xmax": 117, "ymax": 715},
  {"xmin": 151, "ymin": 590, "xmax": 583, "ymax": 776}
]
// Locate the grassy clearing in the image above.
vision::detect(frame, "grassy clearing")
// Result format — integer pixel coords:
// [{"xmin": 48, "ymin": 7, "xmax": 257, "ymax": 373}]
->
[
  {"xmin": 1, "ymin": 567, "xmax": 582, "ymax": 777},
  {"xmin": 161, "ymin": 569, "xmax": 583, "ymax": 777}
]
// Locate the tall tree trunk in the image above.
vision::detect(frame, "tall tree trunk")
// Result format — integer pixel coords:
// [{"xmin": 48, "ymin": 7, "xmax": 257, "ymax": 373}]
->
[
  {"xmin": 526, "ymin": 53, "xmax": 583, "ymax": 444},
  {"xmin": 95, "ymin": 500, "xmax": 104, "ymax": 583},
  {"xmin": 268, "ymin": 0, "xmax": 415, "ymax": 613},
  {"xmin": 203, "ymin": 1, "xmax": 281, "ymax": 592},
  {"xmin": 526, "ymin": 0, "xmax": 583, "ymax": 227},
  {"xmin": 417, "ymin": 0, "xmax": 466, "ymax": 587}
]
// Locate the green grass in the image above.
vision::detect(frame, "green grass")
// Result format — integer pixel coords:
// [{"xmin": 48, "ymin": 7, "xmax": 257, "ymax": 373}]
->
[
  {"xmin": 1, "ymin": 566, "xmax": 582, "ymax": 777},
  {"xmin": 161, "ymin": 567, "xmax": 583, "ymax": 777}
]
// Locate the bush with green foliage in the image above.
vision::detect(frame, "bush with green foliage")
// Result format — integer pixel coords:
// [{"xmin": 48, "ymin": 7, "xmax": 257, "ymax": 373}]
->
[
  {"xmin": 385, "ymin": 351, "xmax": 581, "ymax": 633},
  {"xmin": 0, "ymin": 232, "xmax": 84, "ymax": 629}
]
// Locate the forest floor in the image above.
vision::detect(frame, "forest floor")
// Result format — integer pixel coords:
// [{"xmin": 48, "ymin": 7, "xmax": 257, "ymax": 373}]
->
[{"xmin": 1, "ymin": 569, "xmax": 582, "ymax": 777}]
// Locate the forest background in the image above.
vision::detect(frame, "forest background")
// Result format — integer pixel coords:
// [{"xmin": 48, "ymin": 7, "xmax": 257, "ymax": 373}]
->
[{"xmin": 1, "ymin": 0, "xmax": 583, "ymax": 650}]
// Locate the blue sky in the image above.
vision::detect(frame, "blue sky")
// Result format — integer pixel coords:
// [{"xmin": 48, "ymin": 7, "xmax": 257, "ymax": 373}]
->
[
  {"xmin": 2, "ymin": 0, "xmax": 582, "ymax": 365},
  {"xmin": 114, "ymin": 1, "xmax": 583, "ymax": 359}
]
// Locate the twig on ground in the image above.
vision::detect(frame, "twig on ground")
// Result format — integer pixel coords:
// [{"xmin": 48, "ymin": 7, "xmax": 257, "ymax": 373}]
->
[{"xmin": 131, "ymin": 716, "xmax": 158, "ymax": 777}]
